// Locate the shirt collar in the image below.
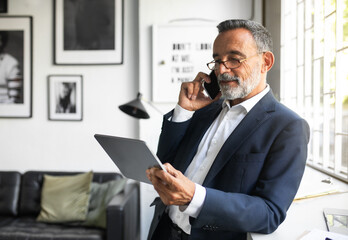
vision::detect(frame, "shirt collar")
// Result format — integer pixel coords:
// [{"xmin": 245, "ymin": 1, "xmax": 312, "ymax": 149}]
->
[{"xmin": 222, "ymin": 84, "xmax": 270, "ymax": 113}]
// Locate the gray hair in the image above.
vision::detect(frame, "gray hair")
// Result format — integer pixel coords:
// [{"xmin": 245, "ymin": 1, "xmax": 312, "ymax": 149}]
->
[{"xmin": 217, "ymin": 19, "xmax": 273, "ymax": 53}]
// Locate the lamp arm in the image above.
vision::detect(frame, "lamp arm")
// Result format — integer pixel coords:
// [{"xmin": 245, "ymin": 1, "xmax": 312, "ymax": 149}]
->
[{"xmin": 141, "ymin": 98, "xmax": 164, "ymax": 116}]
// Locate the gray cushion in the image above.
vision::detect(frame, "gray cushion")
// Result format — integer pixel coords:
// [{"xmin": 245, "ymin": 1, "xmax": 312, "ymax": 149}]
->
[{"xmin": 83, "ymin": 178, "xmax": 127, "ymax": 228}]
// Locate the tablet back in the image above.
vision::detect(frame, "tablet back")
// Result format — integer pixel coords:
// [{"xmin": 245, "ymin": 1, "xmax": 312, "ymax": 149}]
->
[{"xmin": 94, "ymin": 134, "xmax": 164, "ymax": 184}]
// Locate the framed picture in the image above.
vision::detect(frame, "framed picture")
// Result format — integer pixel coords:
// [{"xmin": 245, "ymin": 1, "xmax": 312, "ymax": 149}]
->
[
  {"xmin": 54, "ymin": 0, "xmax": 124, "ymax": 65},
  {"xmin": 0, "ymin": 0, "xmax": 7, "ymax": 13},
  {"xmin": 152, "ymin": 24, "xmax": 217, "ymax": 102},
  {"xmin": 48, "ymin": 75, "xmax": 83, "ymax": 121},
  {"xmin": 0, "ymin": 16, "xmax": 32, "ymax": 118}
]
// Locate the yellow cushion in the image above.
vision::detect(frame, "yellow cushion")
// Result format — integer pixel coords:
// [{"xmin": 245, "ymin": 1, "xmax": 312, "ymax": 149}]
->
[{"xmin": 37, "ymin": 171, "xmax": 93, "ymax": 223}]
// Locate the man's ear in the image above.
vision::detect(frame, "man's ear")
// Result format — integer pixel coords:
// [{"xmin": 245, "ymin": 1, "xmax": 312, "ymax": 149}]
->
[{"xmin": 261, "ymin": 51, "xmax": 274, "ymax": 73}]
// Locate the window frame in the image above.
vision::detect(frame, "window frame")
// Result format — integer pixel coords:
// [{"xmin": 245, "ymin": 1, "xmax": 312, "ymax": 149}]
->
[{"xmin": 281, "ymin": 0, "xmax": 348, "ymax": 183}]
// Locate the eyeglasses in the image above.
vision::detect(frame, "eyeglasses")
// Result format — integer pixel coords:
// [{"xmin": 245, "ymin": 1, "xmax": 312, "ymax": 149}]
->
[{"xmin": 206, "ymin": 53, "xmax": 260, "ymax": 71}]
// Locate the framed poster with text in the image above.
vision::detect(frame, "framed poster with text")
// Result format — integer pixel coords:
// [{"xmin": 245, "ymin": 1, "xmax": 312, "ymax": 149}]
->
[{"xmin": 152, "ymin": 24, "xmax": 217, "ymax": 102}]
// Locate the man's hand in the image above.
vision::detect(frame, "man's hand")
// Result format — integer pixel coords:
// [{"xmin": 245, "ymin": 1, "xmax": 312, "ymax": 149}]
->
[
  {"xmin": 146, "ymin": 163, "xmax": 195, "ymax": 206},
  {"xmin": 178, "ymin": 72, "xmax": 221, "ymax": 111}
]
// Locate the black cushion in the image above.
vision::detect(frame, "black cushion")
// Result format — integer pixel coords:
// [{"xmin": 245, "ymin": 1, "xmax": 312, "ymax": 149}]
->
[
  {"xmin": 0, "ymin": 171, "xmax": 21, "ymax": 216},
  {"xmin": 19, "ymin": 171, "xmax": 122, "ymax": 217}
]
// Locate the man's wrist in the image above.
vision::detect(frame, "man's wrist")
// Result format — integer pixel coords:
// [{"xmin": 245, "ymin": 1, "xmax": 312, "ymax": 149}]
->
[{"xmin": 179, "ymin": 183, "xmax": 206, "ymax": 218}]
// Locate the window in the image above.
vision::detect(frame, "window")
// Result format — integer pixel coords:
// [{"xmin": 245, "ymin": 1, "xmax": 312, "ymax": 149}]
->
[{"xmin": 281, "ymin": 0, "xmax": 348, "ymax": 182}]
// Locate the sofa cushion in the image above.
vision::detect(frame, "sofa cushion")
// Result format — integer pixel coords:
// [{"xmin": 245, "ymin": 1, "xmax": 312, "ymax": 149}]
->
[
  {"xmin": 83, "ymin": 178, "xmax": 127, "ymax": 228},
  {"xmin": 0, "ymin": 217, "xmax": 104, "ymax": 240},
  {"xmin": 19, "ymin": 171, "xmax": 121, "ymax": 217},
  {"xmin": 37, "ymin": 172, "xmax": 93, "ymax": 223},
  {"xmin": 0, "ymin": 172, "xmax": 21, "ymax": 216}
]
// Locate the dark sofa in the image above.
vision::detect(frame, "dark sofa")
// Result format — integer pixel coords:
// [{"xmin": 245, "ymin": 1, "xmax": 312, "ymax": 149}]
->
[{"xmin": 0, "ymin": 171, "xmax": 140, "ymax": 240}]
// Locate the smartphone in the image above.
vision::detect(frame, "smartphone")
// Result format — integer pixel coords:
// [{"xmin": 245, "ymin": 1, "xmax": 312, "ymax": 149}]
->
[{"xmin": 203, "ymin": 71, "xmax": 220, "ymax": 99}]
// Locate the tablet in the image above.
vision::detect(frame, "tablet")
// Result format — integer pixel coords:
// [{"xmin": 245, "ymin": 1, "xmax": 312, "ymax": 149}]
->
[
  {"xmin": 94, "ymin": 134, "xmax": 166, "ymax": 184},
  {"xmin": 323, "ymin": 208, "xmax": 348, "ymax": 235}
]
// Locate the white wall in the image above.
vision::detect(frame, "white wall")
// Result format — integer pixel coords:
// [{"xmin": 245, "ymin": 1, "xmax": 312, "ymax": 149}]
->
[
  {"xmin": 0, "ymin": 0, "xmax": 139, "ymax": 172},
  {"xmin": 138, "ymin": 1, "xmax": 262, "ymax": 239}
]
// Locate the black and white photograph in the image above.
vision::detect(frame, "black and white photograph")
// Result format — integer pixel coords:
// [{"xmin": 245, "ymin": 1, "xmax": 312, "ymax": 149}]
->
[
  {"xmin": 48, "ymin": 75, "xmax": 83, "ymax": 121},
  {"xmin": 0, "ymin": 16, "xmax": 32, "ymax": 118},
  {"xmin": 0, "ymin": 0, "xmax": 7, "ymax": 13},
  {"xmin": 54, "ymin": 0, "xmax": 123, "ymax": 65}
]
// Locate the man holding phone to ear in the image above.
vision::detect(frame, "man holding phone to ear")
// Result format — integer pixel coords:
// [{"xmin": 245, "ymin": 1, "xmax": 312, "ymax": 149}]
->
[{"xmin": 146, "ymin": 19, "xmax": 309, "ymax": 240}]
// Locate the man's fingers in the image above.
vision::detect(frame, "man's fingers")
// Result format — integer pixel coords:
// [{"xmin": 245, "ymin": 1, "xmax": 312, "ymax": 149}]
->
[
  {"xmin": 182, "ymin": 72, "xmax": 210, "ymax": 100},
  {"xmin": 163, "ymin": 163, "xmax": 179, "ymax": 177},
  {"xmin": 181, "ymin": 82, "xmax": 201, "ymax": 101},
  {"xmin": 192, "ymin": 81, "xmax": 203, "ymax": 100},
  {"xmin": 150, "ymin": 163, "xmax": 181, "ymax": 188},
  {"xmin": 193, "ymin": 72, "xmax": 209, "ymax": 83},
  {"xmin": 183, "ymin": 82, "xmax": 194, "ymax": 100},
  {"xmin": 147, "ymin": 164, "xmax": 195, "ymax": 206},
  {"xmin": 147, "ymin": 166, "xmax": 173, "ymax": 187}
]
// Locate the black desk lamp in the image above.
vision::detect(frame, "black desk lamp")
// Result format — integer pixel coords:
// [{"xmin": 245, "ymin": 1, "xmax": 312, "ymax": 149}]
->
[{"xmin": 119, "ymin": 92, "xmax": 150, "ymax": 119}]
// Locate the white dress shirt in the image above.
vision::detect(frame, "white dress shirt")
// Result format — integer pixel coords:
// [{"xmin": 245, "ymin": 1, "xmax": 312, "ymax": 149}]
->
[{"xmin": 168, "ymin": 85, "xmax": 270, "ymax": 234}]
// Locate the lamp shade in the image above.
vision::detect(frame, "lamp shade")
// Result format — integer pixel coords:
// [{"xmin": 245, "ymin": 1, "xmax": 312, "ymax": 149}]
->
[{"xmin": 118, "ymin": 93, "xmax": 150, "ymax": 119}]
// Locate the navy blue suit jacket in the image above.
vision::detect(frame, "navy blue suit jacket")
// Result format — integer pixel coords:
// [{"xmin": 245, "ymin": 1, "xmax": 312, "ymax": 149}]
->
[{"xmin": 148, "ymin": 90, "xmax": 310, "ymax": 240}]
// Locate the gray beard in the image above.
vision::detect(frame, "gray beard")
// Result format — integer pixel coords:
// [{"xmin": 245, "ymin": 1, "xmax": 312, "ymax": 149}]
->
[{"xmin": 218, "ymin": 66, "xmax": 261, "ymax": 100}]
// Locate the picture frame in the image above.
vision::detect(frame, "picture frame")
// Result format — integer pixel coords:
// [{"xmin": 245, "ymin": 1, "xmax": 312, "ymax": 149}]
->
[
  {"xmin": 54, "ymin": 0, "xmax": 124, "ymax": 65},
  {"xmin": 0, "ymin": 16, "xmax": 32, "ymax": 118},
  {"xmin": 0, "ymin": 0, "xmax": 7, "ymax": 13},
  {"xmin": 48, "ymin": 75, "xmax": 83, "ymax": 121}
]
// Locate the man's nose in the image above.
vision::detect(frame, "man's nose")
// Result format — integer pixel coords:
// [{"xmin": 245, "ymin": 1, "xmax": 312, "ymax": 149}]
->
[{"xmin": 217, "ymin": 61, "xmax": 231, "ymax": 75}]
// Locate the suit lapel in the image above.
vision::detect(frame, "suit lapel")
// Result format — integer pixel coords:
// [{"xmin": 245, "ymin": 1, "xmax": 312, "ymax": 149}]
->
[{"xmin": 203, "ymin": 91, "xmax": 277, "ymax": 186}]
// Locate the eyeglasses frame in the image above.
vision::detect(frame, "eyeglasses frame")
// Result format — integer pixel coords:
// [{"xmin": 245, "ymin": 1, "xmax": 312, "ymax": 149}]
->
[{"xmin": 206, "ymin": 53, "xmax": 262, "ymax": 71}]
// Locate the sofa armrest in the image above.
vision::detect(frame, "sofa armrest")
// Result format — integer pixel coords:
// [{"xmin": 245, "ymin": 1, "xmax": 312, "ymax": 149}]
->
[{"xmin": 106, "ymin": 182, "xmax": 140, "ymax": 240}]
